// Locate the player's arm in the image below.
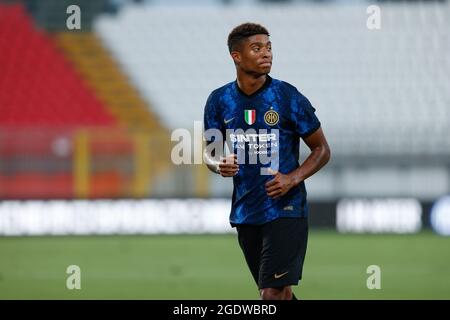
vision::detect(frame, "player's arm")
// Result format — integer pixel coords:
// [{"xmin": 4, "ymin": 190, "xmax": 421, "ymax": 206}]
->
[
  {"xmin": 203, "ymin": 144, "xmax": 239, "ymax": 177},
  {"xmin": 265, "ymin": 127, "xmax": 331, "ymax": 199},
  {"xmin": 289, "ymin": 127, "xmax": 331, "ymax": 185},
  {"xmin": 203, "ymin": 145, "xmax": 221, "ymax": 174},
  {"xmin": 203, "ymin": 92, "xmax": 239, "ymax": 177}
]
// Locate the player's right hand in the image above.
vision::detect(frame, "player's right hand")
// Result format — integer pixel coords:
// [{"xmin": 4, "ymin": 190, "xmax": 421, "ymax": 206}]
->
[{"xmin": 218, "ymin": 154, "xmax": 239, "ymax": 177}]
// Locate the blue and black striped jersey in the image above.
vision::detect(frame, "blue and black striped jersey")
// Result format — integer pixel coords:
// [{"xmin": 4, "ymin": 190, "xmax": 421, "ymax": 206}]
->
[{"xmin": 204, "ymin": 76, "xmax": 321, "ymax": 225}]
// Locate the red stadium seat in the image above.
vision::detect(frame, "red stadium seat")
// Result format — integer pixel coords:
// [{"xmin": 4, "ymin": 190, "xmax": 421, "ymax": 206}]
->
[
  {"xmin": 0, "ymin": 4, "xmax": 122, "ymax": 199},
  {"xmin": 0, "ymin": 173, "xmax": 73, "ymax": 199},
  {"xmin": 0, "ymin": 4, "xmax": 117, "ymax": 127}
]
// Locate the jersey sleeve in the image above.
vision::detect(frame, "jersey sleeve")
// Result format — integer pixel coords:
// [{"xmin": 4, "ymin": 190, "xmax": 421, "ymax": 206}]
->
[
  {"xmin": 203, "ymin": 92, "xmax": 224, "ymax": 144},
  {"xmin": 290, "ymin": 90, "xmax": 321, "ymax": 138}
]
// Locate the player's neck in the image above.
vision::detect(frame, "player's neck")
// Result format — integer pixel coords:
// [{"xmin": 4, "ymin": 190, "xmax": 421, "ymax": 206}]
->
[{"xmin": 236, "ymin": 73, "xmax": 267, "ymax": 96}]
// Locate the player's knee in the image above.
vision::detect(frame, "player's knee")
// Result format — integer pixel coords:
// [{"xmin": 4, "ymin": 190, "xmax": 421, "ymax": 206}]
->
[{"xmin": 260, "ymin": 287, "xmax": 288, "ymax": 300}]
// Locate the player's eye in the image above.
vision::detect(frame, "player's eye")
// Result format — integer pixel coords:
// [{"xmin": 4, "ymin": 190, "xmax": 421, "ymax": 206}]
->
[{"xmin": 253, "ymin": 47, "xmax": 260, "ymax": 52}]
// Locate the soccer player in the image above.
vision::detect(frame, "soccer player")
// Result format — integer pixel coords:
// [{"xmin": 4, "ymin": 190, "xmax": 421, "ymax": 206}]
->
[{"xmin": 203, "ymin": 23, "xmax": 331, "ymax": 300}]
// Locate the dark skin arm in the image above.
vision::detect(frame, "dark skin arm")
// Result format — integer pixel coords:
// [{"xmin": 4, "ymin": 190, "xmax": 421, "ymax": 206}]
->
[
  {"xmin": 203, "ymin": 144, "xmax": 239, "ymax": 177},
  {"xmin": 265, "ymin": 127, "xmax": 331, "ymax": 199},
  {"xmin": 218, "ymin": 154, "xmax": 239, "ymax": 177}
]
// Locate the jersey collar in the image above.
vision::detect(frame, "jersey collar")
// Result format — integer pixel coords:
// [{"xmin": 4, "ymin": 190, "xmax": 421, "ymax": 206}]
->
[{"xmin": 235, "ymin": 75, "xmax": 272, "ymax": 98}]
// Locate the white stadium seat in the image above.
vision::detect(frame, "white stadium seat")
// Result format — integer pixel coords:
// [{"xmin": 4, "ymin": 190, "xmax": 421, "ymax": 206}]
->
[{"xmin": 94, "ymin": 2, "xmax": 450, "ymax": 159}]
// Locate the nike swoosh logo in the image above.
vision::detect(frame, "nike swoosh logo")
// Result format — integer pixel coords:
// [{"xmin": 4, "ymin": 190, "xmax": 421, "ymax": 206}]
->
[
  {"xmin": 224, "ymin": 117, "xmax": 235, "ymax": 124},
  {"xmin": 274, "ymin": 271, "xmax": 289, "ymax": 279}
]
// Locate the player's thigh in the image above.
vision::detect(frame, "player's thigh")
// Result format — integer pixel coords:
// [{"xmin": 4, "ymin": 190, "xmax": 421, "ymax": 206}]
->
[{"xmin": 236, "ymin": 224, "xmax": 263, "ymax": 285}]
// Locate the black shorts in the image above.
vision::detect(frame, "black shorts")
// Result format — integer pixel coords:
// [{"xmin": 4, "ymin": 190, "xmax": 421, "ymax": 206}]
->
[{"xmin": 236, "ymin": 217, "xmax": 308, "ymax": 289}]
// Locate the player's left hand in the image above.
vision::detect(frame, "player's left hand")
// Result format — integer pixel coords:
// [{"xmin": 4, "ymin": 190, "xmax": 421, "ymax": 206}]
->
[{"xmin": 265, "ymin": 169, "xmax": 296, "ymax": 199}]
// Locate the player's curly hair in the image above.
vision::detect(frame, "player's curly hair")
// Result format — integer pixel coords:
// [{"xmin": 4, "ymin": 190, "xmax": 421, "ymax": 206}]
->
[{"xmin": 227, "ymin": 23, "xmax": 270, "ymax": 53}]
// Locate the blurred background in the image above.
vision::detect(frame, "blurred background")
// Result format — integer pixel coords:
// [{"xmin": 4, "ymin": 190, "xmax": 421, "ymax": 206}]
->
[{"xmin": 0, "ymin": 0, "xmax": 449, "ymax": 299}]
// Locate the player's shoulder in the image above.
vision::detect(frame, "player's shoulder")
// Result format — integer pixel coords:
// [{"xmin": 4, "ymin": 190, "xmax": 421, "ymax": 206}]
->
[
  {"xmin": 272, "ymin": 78, "xmax": 301, "ymax": 96},
  {"xmin": 272, "ymin": 78, "xmax": 314, "ymax": 111},
  {"xmin": 276, "ymin": 78, "xmax": 314, "ymax": 100},
  {"xmin": 207, "ymin": 81, "xmax": 235, "ymax": 102}
]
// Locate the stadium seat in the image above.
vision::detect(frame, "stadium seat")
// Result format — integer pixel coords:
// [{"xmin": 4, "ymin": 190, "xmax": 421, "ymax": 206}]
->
[
  {"xmin": 94, "ymin": 2, "xmax": 450, "ymax": 158},
  {"xmin": 0, "ymin": 4, "xmax": 117, "ymax": 127}
]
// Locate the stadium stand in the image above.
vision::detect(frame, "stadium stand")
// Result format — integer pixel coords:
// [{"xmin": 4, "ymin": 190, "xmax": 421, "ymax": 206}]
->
[
  {"xmin": 1, "ymin": 0, "xmax": 449, "ymax": 200},
  {"xmin": 0, "ymin": 3, "xmax": 169, "ymax": 199},
  {"xmin": 94, "ymin": 2, "xmax": 450, "ymax": 161},
  {"xmin": 54, "ymin": 32, "xmax": 165, "ymax": 132},
  {"xmin": 0, "ymin": 4, "xmax": 116, "ymax": 126}
]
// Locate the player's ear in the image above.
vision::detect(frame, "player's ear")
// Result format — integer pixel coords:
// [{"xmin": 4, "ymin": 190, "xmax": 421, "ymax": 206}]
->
[{"xmin": 230, "ymin": 51, "xmax": 241, "ymax": 65}]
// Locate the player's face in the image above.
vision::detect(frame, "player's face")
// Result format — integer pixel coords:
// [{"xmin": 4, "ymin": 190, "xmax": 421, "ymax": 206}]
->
[{"xmin": 235, "ymin": 34, "xmax": 272, "ymax": 75}]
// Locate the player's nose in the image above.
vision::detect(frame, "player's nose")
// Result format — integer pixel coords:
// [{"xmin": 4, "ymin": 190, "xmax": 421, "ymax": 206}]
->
[{"xmin": 262, "ymin": 50, "xmax": 271, "ymax": 59}]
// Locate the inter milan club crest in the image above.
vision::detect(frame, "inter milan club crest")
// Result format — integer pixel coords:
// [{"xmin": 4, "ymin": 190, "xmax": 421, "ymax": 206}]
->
[
  {"xmin": 244, "ymin": 109, "xmax": 256, "ymax": 125},
  {"xmin": 264, "ymin": 108, "xmax": 279, "ymax": 126}
]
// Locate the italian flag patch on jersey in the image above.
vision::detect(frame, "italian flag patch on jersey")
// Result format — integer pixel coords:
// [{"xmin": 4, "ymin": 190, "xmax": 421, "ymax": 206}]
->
[{"xmin": 244, "ymin": 109, "xmax": 256, "ymax": 125}]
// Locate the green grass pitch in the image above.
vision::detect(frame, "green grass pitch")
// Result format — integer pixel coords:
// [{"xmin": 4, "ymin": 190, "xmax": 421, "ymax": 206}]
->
[{"xmin": 0, "ymin": 230, "xmax": 449, "ymax": 299}]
